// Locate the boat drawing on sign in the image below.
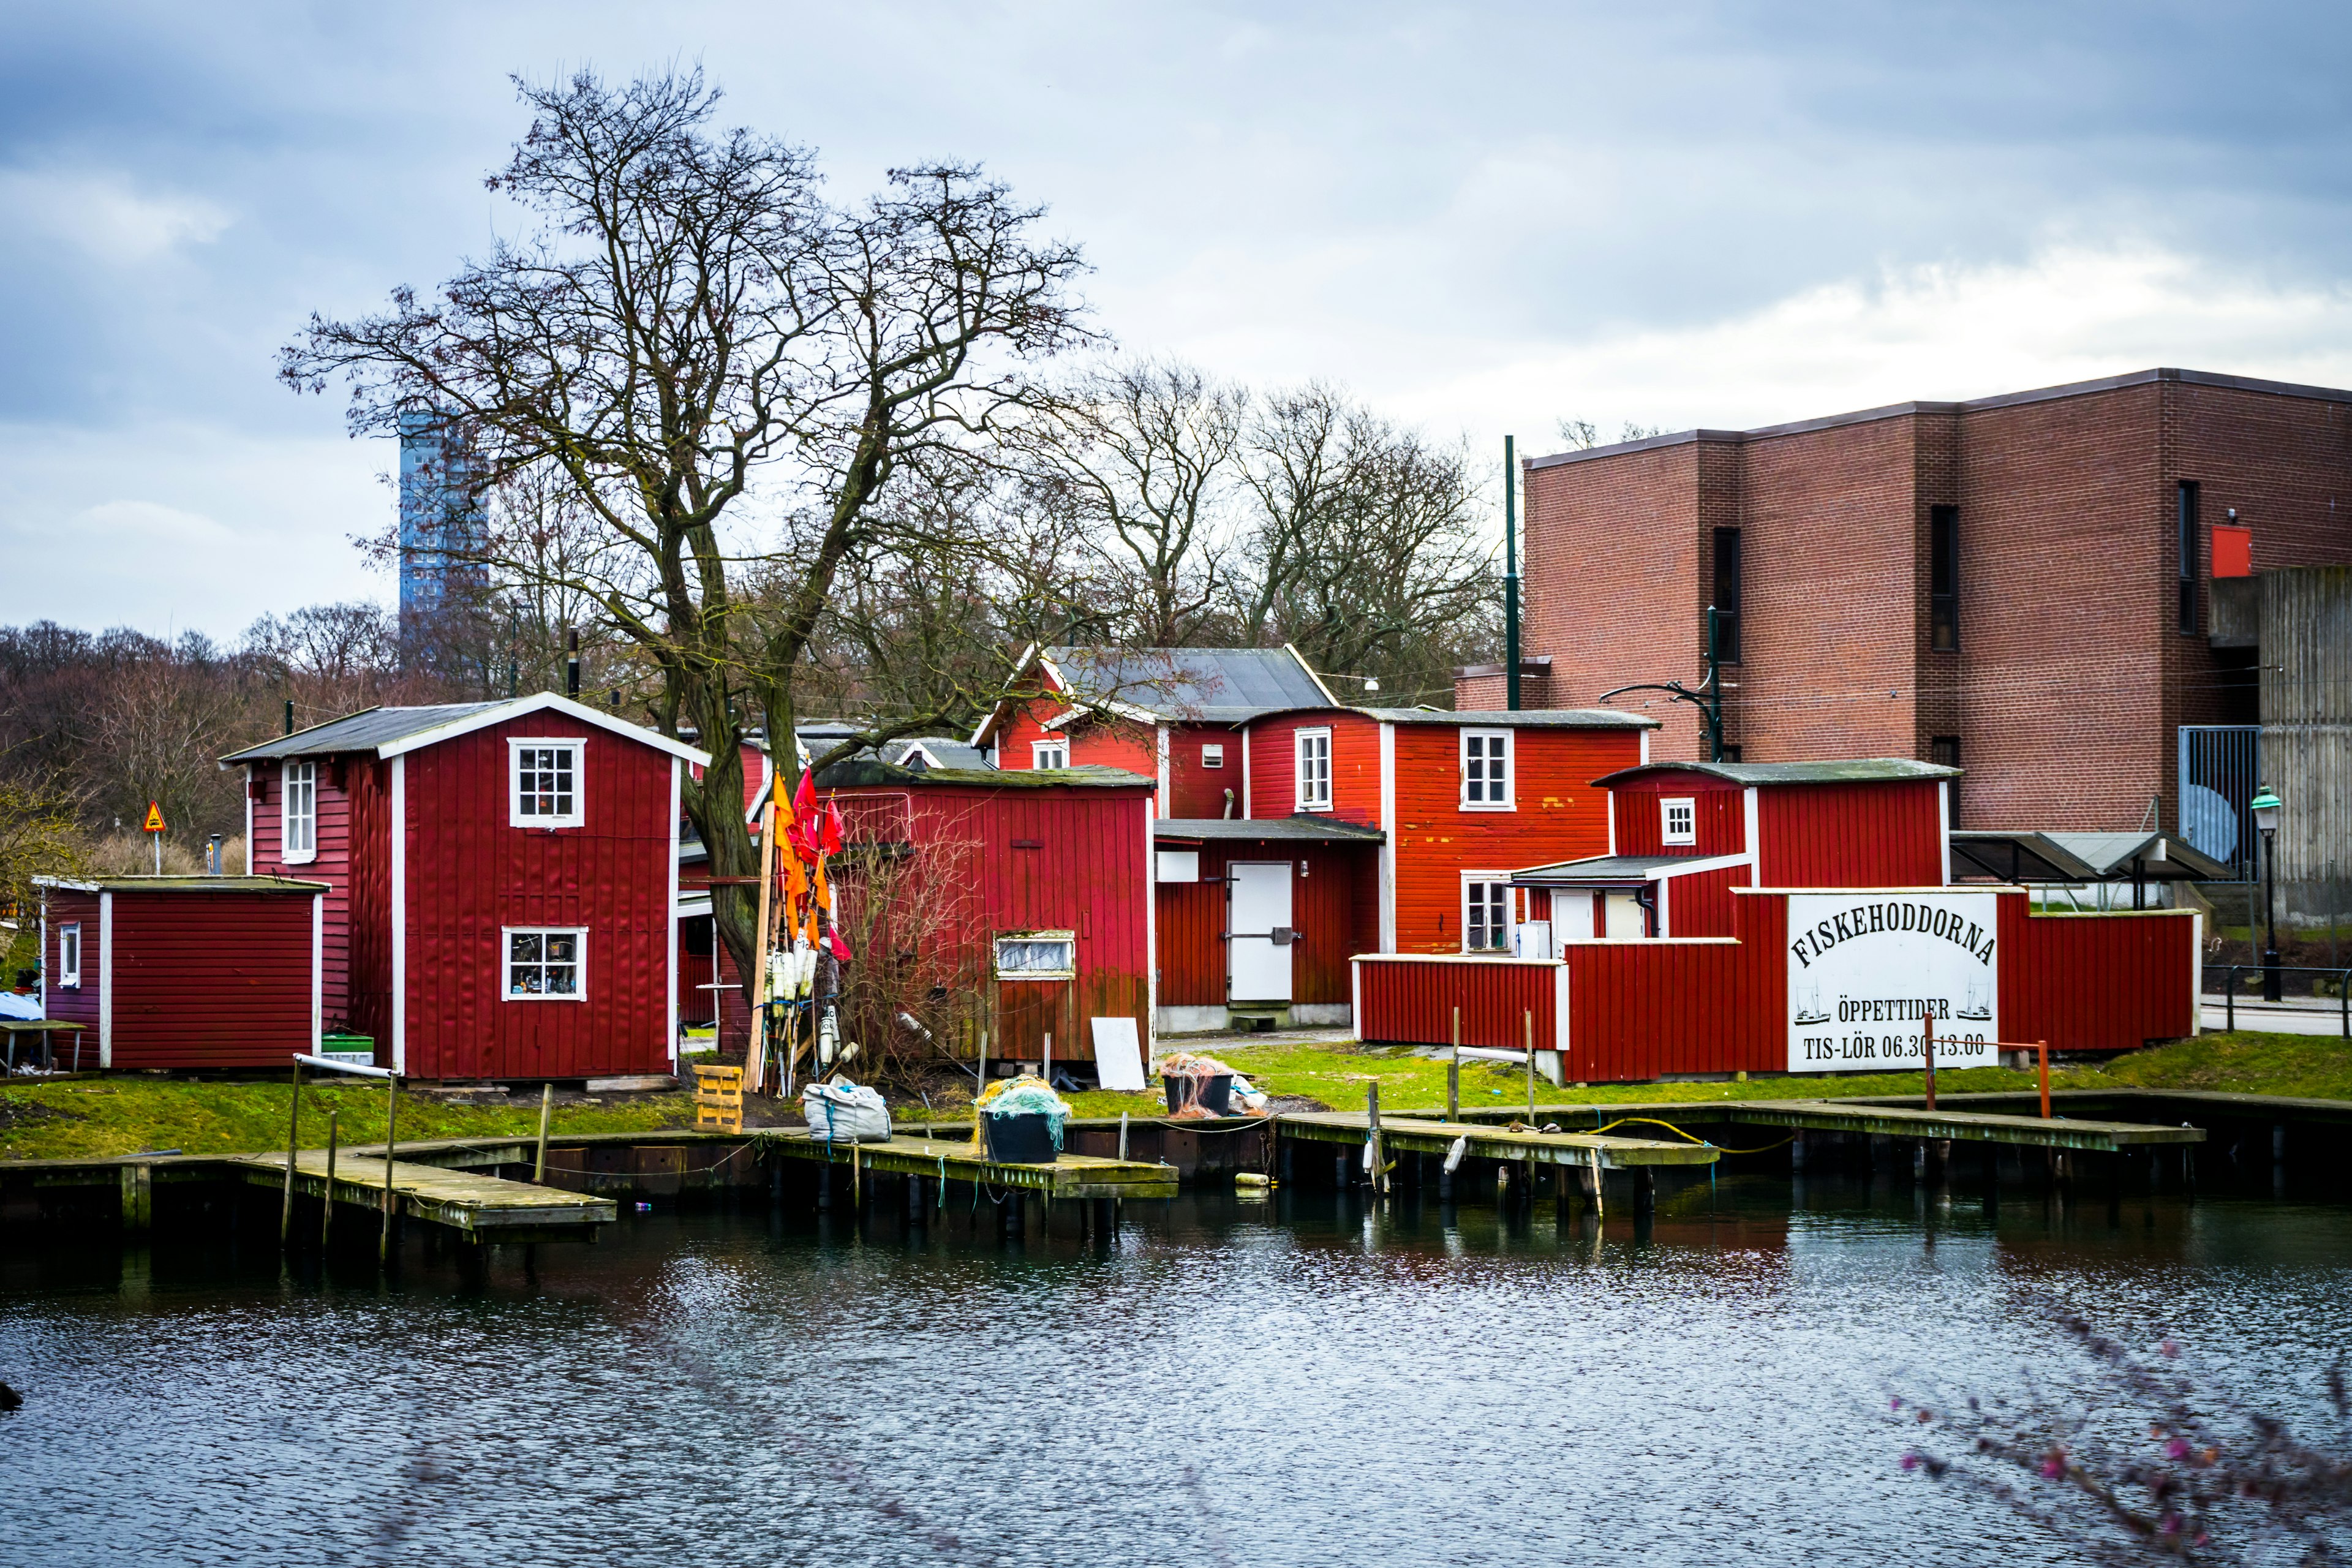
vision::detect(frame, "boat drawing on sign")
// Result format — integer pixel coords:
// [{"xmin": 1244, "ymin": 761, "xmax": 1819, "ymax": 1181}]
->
[
  {"xmin": 1956, "ymin": 979, "xmax": 1992, "ymax": 1022},
  {"xmin": 1792, "ymin": 982, "xmax": 1829, "ymax": 1026}
]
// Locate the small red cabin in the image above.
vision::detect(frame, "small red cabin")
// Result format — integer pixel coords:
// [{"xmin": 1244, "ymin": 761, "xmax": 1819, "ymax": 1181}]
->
[
  {"xmin": 223, "ymin": 694, "xmax": 709, "ymax": 1081},
  {"xmin": 820, "ymin": 756, "xmax": 1155, "ymax": 1068},
  {"xmin": 35, "ymin": 875, "xmax": 325, "ymax": 1069}
]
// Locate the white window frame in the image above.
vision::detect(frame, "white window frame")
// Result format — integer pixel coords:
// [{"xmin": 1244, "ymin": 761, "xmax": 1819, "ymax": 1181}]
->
[
  {"xmin": 1461, "ymin": 873, "xmax": 1513, "ymax": 954},
  {"xmin": 1031, "ymin": 740, "xmax": 1069, "ymax": 771},
  {"xmin": 509, "ymin": 738, "xmax": 586, "ymax": 829},
  {"xmin": 503, "ymin": 925, "xmax": 587, "ymax": 1001},
  {"xmin": 1295, "ymin": 728, "xmax": 1333, "ymax": 812},
  {"xmin": 1460, "ymin": 729, "xmax": 1514, "ymax": 810},
  {"xmin": 1660, "ymin": 796, "xmax": 1697, "ymax": 846},
  {"xmin": 281, "ymin": 760, "xmax": 318, "ymax": 864},
  {"xmin": 58, "ymin": 922, "xmax": 81, "ymax": 988},
  {"xmin": 1200, "ymin": 743, "xmax": 1224, "ymax": 769},
  {"xmin": 994, "ymin": 930, "xmax": 1077, "ymax": 979}
]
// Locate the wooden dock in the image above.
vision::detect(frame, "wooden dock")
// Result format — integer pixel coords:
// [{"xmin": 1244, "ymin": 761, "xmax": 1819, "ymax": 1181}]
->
[
  {"xmin": 225, "ymin": 1151, "xmax": 617, "ymax": 1243},
  {"xmin": 759, "ymin": 1129, "xmax": 1181, "ymax": 1200},
  {"xmin": 1278, "ymin": 1112, "xmax": 1721, "ymax": 1169},
  {"xmin": 1446, "ymin": 1098, "xmax": 2206, "ymax": 1152}
]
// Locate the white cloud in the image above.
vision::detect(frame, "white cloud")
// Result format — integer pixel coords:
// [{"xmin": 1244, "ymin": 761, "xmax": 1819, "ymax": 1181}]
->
[
  {"xmin": 0, "ymin": 167, "xmax": 232, "ymax": 266},
  {"xmin": 1396, "ymin": 246, "xmax": 2352, "ymax": 447}
]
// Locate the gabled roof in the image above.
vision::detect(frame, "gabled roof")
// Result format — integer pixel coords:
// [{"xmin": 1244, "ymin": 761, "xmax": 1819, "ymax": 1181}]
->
[
  {"xmin": 1509, "ymin": 853, "xmax": 1752, "ymax": 884},
  {"xmin": 971, "ymin": 643, "xmax": 1337, "ymax": 744},
  {"xmin": 1591, "ymin": 758, "xmax": 1957, "ymax": 788},
  {"xmin": 221, "ymin": 693, "xmax": 710, "ymax": 766},
  {"xmin": 891, "ymin": 737, "xmax": 994, "ymax": 771}
]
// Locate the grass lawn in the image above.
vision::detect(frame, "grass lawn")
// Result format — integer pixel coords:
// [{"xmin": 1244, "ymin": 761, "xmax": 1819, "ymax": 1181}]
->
[{"xmin": 3, "ymin": 1029, "xmax": 2345, "ymax": 1163}]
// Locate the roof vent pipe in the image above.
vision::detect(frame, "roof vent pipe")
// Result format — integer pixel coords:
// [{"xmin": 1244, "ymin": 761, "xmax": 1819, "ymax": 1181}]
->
[
  {"xmin": 565, "ymin": 628, "xmax": 580, "ymax": 700},
  {"xmin": 284, "ymin": 699, "xmax": 294, "ymax": 736}
]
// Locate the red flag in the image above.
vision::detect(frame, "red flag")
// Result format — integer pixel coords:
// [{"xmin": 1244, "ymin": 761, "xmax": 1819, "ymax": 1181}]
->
[
  {"xmin": 785, "ymin": 769, "xmax": 820, "ymax": 861},
  {"xmin": 819, "ymin": 799, "xmax": 845, "ymax": 856},
  {"xmin": 826, "ymin": 925, "xmax": 853, "ymax": 962},
  {"xmin": 791, "ymin": 769, "xmax": 816, "ymax": 826}
]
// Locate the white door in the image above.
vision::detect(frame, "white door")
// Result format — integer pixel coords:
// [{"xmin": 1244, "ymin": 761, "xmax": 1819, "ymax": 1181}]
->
[
  {"xmin": 1604, "ymin": 891, "xmax": 1648, "ymax": 938},
  {"xmin": 1227, "ymin": 862, "xmax": 1295, "ymax": 1002}
]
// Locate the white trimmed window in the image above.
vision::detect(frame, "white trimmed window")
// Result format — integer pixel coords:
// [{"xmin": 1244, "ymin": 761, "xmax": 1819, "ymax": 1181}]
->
[
  {"xmin": 282, "ymin": 761, "xmax": 317, "ymax": 863},
  {"xmin": 57, "ymin": 922, "xmax": 81, "ymax": 987},
  {"xmin": 1660, "ymin": 796, "xmax": 1697, "ymax": 846},
  {"xmin": 1032, "ymin": 740, "xmax": 1069, "ymax": 771},
  {"xmin": 1461, "ymin": 729, "xmax": 1513, "ymax": 809},
  {"xmin": 1200, "ymin": 744, "xmax": 1224, "ymax": 769},
  {"xmin": 1463, "ymin": 876, "xmax": 1512, "ymax": 952},
  {"xmin": 505, "ymin": 927, "xmax": 586, "ymax": 999},
  {"xmin": 995, "ymin": 932, "xmax": 1076, "ymax": 978},
  {"xmin": 1295, "ymin": 728, "xmax": 1333, "ymax": 810},
  {"xmin": 510, "ymin": 739, "xmax": 585, "ymax": 827}
]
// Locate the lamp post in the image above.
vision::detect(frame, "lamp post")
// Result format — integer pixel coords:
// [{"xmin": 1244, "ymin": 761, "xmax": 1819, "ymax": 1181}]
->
[{"xmin": 2252, "ymin": 785, "xmax": 2283, "ymax": 1002}]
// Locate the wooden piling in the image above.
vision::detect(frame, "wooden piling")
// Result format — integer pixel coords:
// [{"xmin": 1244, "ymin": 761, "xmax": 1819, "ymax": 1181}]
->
[
  {"xmin": 281, "ymin": 1058, "xmax": 302, "ymax": 1248},
  {"xmin": 1447, "ymin": 1006, "xmax": 1461, "ymax": 1123},
  {"xmin": 1524, "ymin": 1011, "xmax": 1536, "ymax": 1122},
  {"xmin": 379, "ymin": 1072, "xmax": 398, "ymax": 1268},
  {"xmin": 321, "ymin": 1110, "xmax": 338, "ymax": 1248},
  {"xmin": 533, "ymin": 1084, "xmax": 553, "ymax": 1183}
]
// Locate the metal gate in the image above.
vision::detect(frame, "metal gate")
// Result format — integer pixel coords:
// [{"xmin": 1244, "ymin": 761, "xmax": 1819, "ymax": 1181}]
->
[{"xmin": 2178, "ymin": 725, "xmax": 2261, "ymax": 881}]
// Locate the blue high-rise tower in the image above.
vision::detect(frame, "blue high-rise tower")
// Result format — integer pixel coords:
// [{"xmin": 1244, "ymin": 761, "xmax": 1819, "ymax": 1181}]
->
[{"xmin": 398, "ymin": 407, "xmax": 488, "ymax": 628}]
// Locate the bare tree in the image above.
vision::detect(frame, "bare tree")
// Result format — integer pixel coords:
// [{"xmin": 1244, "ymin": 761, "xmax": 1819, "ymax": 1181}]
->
[
  {"xmin": 89, "ymin": 641, "xmax": 257, "ymax": 838},
  {"xmin": 1027, "ymin": 360, "xmax": 1245, "ymax": 645},
  {"xmin": 280, "ymin": 69, "xmax": 1091, "ymax": 1008}
]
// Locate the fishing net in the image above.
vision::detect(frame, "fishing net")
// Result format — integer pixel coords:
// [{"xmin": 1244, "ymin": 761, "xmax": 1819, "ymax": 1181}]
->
[
  {"xmin": 1156, "ymin": 1052, "xmax": 1270, "ymax": 1118},
  {"xmin": 974, "ymin": 1075, "xmax": 1073, "ymax": 1149}
]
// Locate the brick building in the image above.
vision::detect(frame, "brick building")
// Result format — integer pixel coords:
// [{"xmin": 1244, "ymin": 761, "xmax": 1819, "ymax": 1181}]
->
[{"xmin": 1463, "ymin": 368, "xmax": 2352, "ymax": 833}]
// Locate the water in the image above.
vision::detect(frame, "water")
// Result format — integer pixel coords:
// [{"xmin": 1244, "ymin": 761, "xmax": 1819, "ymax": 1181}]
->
[{"xmin": 4, "ymin": 1173, "xmax": 2351, "ymax": 1567}]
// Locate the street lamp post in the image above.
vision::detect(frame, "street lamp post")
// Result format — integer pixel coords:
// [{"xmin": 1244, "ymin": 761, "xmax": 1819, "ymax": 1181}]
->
[{"xmin": 2252, "ymin": 785, "xmax": 2283, "ymax": 1003}]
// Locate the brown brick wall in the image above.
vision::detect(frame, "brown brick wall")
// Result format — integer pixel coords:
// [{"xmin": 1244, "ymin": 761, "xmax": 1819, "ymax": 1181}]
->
[{"xmin": 1494, "ymin": 372, "xmax": 2352, "ymax": 836}]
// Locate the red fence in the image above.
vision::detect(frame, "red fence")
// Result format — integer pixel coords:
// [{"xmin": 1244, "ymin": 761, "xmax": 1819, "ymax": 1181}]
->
[{"xmin": 1354, "ymin": 891, "xmax": 2199, "ymax": 1083}]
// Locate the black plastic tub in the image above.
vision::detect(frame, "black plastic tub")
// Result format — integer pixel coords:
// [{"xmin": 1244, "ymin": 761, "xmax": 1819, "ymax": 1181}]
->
[
  {"xmin": 982, "ymin": 1112, "xmax": 1058, "ymax": 1164},
  {"xmin": 1163, "ymin": 1073, "xmax": 1234, "ymax": 1117}
]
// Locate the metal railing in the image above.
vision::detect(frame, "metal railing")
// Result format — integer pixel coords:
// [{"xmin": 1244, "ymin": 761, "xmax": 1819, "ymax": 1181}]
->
[{"xmin": 2204, "ymin": 965, "xmax": 2352, "ymax": 1036}]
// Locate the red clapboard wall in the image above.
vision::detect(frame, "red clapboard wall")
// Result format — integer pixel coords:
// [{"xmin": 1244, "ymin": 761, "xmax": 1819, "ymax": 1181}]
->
[
  {"xmin": 1153, "ymin": 841, "xmax": 1378, "ymax": 1009},
  {"xmin": 1245, "ymin": 711, "xmax": 1382, "ymax": 826},
  {"xmin": 828, "ymin": 775, "xmax": 1153, "ymax": 1060},
  {"xmin": 1607, "ymin": 772, "xmax": 1747, "ymax": 858},
  {"xmin": 343, "ymin": 761, "xmax": 394, "ymax": 1046},
  {"xmin": 1352, "ymin": 955, "xmax": 1566, "ymax": 1052},
  {"xmin": 399, "ymin": 715, "xmax": 677, "ymax": 1080},
  {"xmin": 250, "ymin": 755, "xmax": 362, "ymax": 1028},
  {"xmin": 995, "ymin": 698, "xmax": 1158, "ymax": 778},
  {"xmin": 1659, "ymin": 861, "xmax": 1753, "ymax": 939},
  {"xmin": 1164, "ymin": 722, "xmax": 1243, "ymax": 819},
  {"xmin": 1355, "ymin": 889, "xmax": 2197, "ymax": 1080},
  {"xmin": 38, "ymin": 882, "xmax": 322, "ymax": 1069},
  {"xmin": 1758, "ymin": 782, "xmax": 1945, "ymax": 887}
]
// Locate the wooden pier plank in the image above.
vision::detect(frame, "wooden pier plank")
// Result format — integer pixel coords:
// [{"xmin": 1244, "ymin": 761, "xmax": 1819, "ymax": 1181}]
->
[
  {"xmin": 1438, "ymin": 1098, "xmax": 2206, "ymax": 1151},
  {"xmin": 1278, "ymin": 1112, "xmax": 1720, "ymax": 1169},
  {"xmin": 225, "ymin": 1151, "xmax": 617, "ymax": 1239},
  {"xmin": 760, "ymin": 1130, "xmax": 1181, "ymax": 1199}
]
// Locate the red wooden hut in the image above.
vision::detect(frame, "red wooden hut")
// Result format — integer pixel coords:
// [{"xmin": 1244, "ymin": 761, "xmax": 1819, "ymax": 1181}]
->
[
  {"xmin": 35, "ymin": 875, "xmax": 326, "ymax": 1069},
  {"xmin": 224, "ymin": 694, "xmax": 708, "ymax": 1080},
  {"xmin": 818, "ymin": 756, "xmax": 1155, "ymax": 1071}
]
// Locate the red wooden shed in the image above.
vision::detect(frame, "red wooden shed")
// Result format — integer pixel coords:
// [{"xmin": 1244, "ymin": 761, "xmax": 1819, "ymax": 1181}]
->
[
  {"xmin": 818, "ymin": 757, "xmax": 1156, "ymax": 1070},
  {"xmin": 34, "ymin": 875, "xmax": 326, "ymax": 1070},
  {"xmin": 223, "ymin": 694, "xmax": 709, "ymax": 1081}
]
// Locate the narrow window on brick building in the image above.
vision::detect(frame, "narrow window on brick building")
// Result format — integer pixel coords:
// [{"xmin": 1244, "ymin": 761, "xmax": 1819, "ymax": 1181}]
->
[
  {"xmin": 1931, "ymin": 736, "xmax": 1960, "ymax": 769},
  {"xmin": 2177, "ymin": 480, "xmax": 2200, "ymax": 635},
  {"xmin": 1710, "ymin": 527, "xmax": 1741, "ymax": 662},
  {"xmin": 1929, "ymin": 505, "xmax": 1959, "ymax": 652}
]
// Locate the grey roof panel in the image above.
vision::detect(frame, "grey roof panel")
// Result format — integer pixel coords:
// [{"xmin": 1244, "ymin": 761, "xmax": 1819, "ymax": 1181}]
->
[
  {"xmin": 815, "ymin": 759, "xmax": 1152, "ymax": 790},
  {"xmin": 1153, "ymin": 816, "xmax": 1385, "ymax": 844},
  {"xmin": 891, "ymin": 737, "xmax": 995, "ymax": 771},
  {"xmin": 221, "ymin": 704, "xmax": 502, "ymax": 762},
  {"xmin": 1950, "ymin": 830, "xmax": 2233, "ymax": 883},
  {"xmin": 1510, "ymin": 854, "xmax": 1693, "ymax": 882},
  {"xmin": 35, "ymin": 874, "xmax": 330, "ymax": 894},
  {"xmin": 1592, "ymin": 758, "xmax": 1958, "ymax": 788},
  {"xmin": 1047, "ymin": 646, "xmax": 1332, "ymax": 720},
  {"xmin": 1354, "ymin": 706, "xmax": 1657, "ymax": 729}
]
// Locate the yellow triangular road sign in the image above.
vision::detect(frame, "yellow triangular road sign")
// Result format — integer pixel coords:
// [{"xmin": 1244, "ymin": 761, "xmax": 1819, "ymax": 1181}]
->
[{"xmin": 142, "ymin": 801, "xmax": 166, "ymax": 834}]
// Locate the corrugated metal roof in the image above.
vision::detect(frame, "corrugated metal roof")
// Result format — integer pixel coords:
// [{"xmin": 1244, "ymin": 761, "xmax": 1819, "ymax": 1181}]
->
[
  {"xmin": 221, "ymin": 704, "xmax": 497, "ymax": 761},
  {"xmin": 816, "ymin": 759, "xmax": 1152, "ymax": 790},
  {"xmin": 1355, "ymin": 706, "xmax": 1658, "ymax": 729},
  {"xmin": 1592, "ymin": 758, "xmax": 1958, "ymax": 787},
  {"xmin": 890, "ymin": 737, "xmax": 995, "ymax": 771},
  {"xmin": 1949, "ymin": 830, "xmax": 2232, "ymax": 883},
  {"xmin": 1509, "ymin": 854, "xmax": 1690, "ymax": 883},
  {"xmin": 1046, "ymin": 646, "xmax": 1333, "ymax": 720},
  {"xmin": 1153, "ymin": 816, "xmax": 1385, "ymax": 843}
]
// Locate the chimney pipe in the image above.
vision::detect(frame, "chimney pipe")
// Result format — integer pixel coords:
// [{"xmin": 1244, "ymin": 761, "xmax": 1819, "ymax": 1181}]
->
[
  {"xmin": 565, "ymin": 628, "xmax": 580, "ymax": 700},
  {"xmin": 284, "ymin": 699, "xmax": 294, "ymax": 736}
]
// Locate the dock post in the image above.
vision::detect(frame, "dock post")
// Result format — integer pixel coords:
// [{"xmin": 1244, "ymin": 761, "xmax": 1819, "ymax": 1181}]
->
[
  {"xmin": 1912, "ymin": 1142, "xmax": 1928, "ymax": 1182},
  {"xmin": 1635, "ymin": 1168, "xmax": 1656, "ymax": 1219},
  {"xmin": 119, "ymin": 1163, "xmax": 152, "ymax": 1234},
  {"xmin": 1447, "ymin": 1007, "xmax": 1461, "ymax": 1123},
  {"xmin": 281, "ymin": 1057, "xmax": 302, "ymax": 1248},
  {"xmin": 908, "ymin": 1174, "xmax": 925, "ymax": 1224},
  {"xmin": 321, "ymin": 1110, "xmax": 338, "ymax": 1248},
  {"xmin": 379, "ymin": 1072, "xmax": 398, "ymax": 1269},
  {"xmin": 1335, "ymin": 1150, "xmax": 1351, "ymax": 1191},
  {"xmin": 1280, "ymin": 1134, "xmax": 1293, "ymax": 1186},
  {"xmin": 1980, "ymin": 1140, "xmax": 1998, "ymax": 1212},
  {"xmin": 1790, "ymin": 1131, "xmax": 1806, "ymax": 1173},
  {"xmin": 817, "ymin": 1158, "xmax": 832, "ymax": 1211},
  {"xmin": 533, "ymin": 1084, "xmax": 553, "ymax": 1184}
]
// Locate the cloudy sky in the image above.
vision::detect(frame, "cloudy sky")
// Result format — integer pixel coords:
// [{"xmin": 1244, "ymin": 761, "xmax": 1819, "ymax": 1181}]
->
[{"xmin": 4, "ymin": 1, "xmax": 2350, "ymax": 636}]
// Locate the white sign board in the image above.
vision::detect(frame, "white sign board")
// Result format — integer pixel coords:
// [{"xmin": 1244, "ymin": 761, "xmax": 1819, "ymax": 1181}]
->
[
  {"xmin": 1787, "ymin": 892, "xmax": 1999, "ymax": 1072},
  {"xmin": 1090, "ymin": 1017, "xmax": 1148, "ymax": 1090}
]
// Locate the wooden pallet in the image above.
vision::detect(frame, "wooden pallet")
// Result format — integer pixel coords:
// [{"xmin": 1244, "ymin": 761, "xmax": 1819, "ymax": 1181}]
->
[{"xmin": 693, "ymin": 1063, "xmax": 745, "ymax": 1134}]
